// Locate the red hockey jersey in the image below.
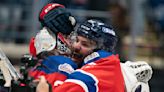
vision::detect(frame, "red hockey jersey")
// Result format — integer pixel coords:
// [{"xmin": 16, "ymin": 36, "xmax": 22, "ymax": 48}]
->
[{"xmin": 53, "ymin": 50, "xmax": 125, "ymax": 92}]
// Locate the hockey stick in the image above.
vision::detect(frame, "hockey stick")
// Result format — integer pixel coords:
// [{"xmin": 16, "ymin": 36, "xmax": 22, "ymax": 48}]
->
[
  {"xmin": 0, "ymin": 48, "xmax": 20, "ymax": 81},
  {"xmin": 0, "ymin": 59, "xmax": 12, "ymax": 87}
]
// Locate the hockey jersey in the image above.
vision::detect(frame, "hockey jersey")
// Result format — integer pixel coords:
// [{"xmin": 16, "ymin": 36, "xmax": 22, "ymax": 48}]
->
[{"xmin": 53, "ymin": 50, "xmax": 125, "ymax": 92}]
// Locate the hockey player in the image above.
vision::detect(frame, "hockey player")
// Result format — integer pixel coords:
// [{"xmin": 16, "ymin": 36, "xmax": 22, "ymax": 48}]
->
[{"xmin": 69, "ymin": 20, "xmax": 152, "ymax": 92}]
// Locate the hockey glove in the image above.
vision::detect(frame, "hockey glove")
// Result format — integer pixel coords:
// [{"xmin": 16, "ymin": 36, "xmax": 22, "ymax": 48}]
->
[
  {"xmin": 39, "ymin": 3, "xmax": 76, "ymax": 35},
  {"xmin": 125, "ymin": 61, "xmax": 153, "ymax": 83}
]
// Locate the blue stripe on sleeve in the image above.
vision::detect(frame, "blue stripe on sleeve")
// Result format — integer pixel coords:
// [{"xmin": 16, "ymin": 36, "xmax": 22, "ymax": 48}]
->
[{"xmin": 68, "ymin": 69, "xmax": 98, "ymax": 92}]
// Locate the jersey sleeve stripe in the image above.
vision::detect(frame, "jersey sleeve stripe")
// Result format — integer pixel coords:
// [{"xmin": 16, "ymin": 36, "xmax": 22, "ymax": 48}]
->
[
  {"xmin": 76, "ymin": 70, "xmax": 99, "ymax": 92},
  {"xmin": 68, "ymin": 69, "xmax": 99, "ymax": 92}
]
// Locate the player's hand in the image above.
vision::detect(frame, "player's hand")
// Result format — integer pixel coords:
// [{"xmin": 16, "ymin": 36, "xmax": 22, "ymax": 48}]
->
[{"xmin": 36, "ymin": 76, "xmax": 49, "ymax": 92}]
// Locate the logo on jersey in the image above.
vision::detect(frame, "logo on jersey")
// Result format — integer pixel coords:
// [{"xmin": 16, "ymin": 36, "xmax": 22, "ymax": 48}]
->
[
  {"xmin": 84, "ymin": 52, "xmax": 100, "ymax": 64},
  {"xmin": 58, "ymin": 63, "xmax": 75, "ymax": 74}
]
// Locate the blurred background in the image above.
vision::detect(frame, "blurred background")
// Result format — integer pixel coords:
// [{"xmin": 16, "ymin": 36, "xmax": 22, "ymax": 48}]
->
[{"xmin": 0, "ymin": 0, "xmax": 164, "ymax": 91}]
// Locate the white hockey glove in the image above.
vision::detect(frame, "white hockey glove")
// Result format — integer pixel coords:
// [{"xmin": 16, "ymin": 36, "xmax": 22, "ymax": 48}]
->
[
  {"xmin": 121, "ymin": 61, "xmax": 153, "ymax": 92},
  {"xmin": 125, "ymin": 61, "xmax": 153, "ymax": 83}
]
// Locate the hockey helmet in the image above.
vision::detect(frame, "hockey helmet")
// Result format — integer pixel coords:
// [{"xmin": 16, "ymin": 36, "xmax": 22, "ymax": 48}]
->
[{"xmin": 77, "ymin": 19, "xmax": 118, "ymax": 52}]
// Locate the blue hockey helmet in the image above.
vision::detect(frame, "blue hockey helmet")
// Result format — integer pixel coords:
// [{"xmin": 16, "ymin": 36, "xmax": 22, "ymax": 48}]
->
[{"xmin": 77, "ymin": 19, "xmax": 118, "ymax": 52}]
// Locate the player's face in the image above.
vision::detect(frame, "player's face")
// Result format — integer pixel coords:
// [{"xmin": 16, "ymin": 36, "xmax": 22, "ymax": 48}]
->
[{"xmin": 71, "ymin": 35, "xmax": 96, "ymax": 64}]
